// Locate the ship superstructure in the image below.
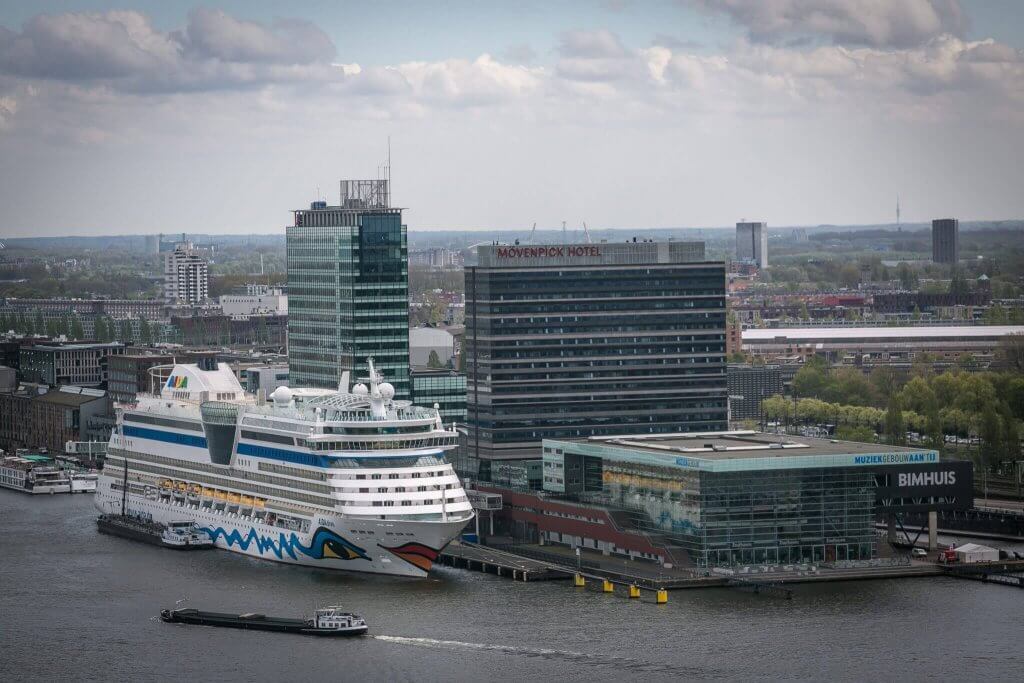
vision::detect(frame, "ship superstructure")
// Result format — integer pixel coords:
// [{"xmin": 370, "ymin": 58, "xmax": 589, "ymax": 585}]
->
[{"xmin": 95, "ymin": 359, "xmax": 473, "ymax": 577}]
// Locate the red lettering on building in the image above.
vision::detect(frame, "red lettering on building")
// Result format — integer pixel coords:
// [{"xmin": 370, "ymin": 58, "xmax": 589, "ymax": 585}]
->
[{"xmin": 494, "ymin": 245, "xmax": 602, "ymax": 259}]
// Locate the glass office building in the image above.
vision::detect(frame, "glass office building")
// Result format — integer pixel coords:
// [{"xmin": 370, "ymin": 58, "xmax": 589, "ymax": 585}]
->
[
  {"xmin": 464, "ymin": 241, "xmax": 728, "ymax": 476},
  {"xmin": 541, "ymin": 432, "xmax": 941, "ymax": 567},
  {"xmin": 411, "ymin": 369, "xmax": 467, "ymax": 423},
  {"xmin": 286, "ymin": 180, "xmax": 409, "ymax": 397}
]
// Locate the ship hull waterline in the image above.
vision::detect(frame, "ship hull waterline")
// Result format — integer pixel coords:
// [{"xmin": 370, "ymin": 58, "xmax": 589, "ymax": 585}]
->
[{"xmin": 95, "ymin": 483, "xmax": 472, "ymax": 578}]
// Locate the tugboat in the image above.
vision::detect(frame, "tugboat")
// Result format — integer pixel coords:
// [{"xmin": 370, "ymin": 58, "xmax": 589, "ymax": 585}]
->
[
  {"xmin": 160, "ymin": 606, "xmax": 368, "ymax": 637},
  {"xmin": 97, "ymin": 515, "xmax": 214, "ymax": 549},
  {"xmin": 160, "ymin": 520, "xmax": 216, "ymax": 549}
]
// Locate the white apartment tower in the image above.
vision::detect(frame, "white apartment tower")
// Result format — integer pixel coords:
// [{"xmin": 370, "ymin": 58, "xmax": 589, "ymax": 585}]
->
[
  {"xmin": 163, "ymin": 242, "xmax": 209, "ymax": 304},
  {"xmin": 736, "ymin": 221, "xmax": 768, "ymax": 268}
]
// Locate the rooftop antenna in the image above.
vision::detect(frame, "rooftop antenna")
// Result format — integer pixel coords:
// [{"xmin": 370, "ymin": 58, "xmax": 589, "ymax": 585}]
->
[{"xmin": 562, "ymin": 220, "xmax": 567, "ymax": 243}]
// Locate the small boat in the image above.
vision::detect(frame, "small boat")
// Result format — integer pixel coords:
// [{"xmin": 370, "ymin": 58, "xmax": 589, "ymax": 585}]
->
[
  {"xmin": 97, "ymin": 515, "xmax": 214, "ymax": 550},
  {"xmin": 160, "ymin": 606, "xmax": 368, "ymax": 636},
  {"xmin": 160, "ymin": 520, "xmax": 215, "ymax": 549}
]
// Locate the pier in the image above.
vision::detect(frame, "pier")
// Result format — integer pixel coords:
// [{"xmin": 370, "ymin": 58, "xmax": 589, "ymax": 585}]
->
[{"xmin": 439, "ymin": 542, "xmax": 957, "ymax": 595}]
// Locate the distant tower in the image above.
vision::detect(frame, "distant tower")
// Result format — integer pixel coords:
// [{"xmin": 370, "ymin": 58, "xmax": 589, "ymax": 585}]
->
[
  {"xmin": 931, "ymin": 218, "xmax": 959, "ymax": 264},
  {"xmin": 736, "ymin": 221, "xmax": 768, "ymax": 268},
  {"xmin": 896, "ymin": 195, "xmax": 901, "ymax": 232}
]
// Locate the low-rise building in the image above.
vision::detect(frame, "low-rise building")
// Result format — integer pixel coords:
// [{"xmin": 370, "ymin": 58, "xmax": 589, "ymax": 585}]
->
[
  {"xmin": 219, "ymin": 285, "xmax": 288, "ymax": 319},
  {"xmin": 742, "ymin": 325, "xmax": 1024, "ymax": 364},
  {"xmin": 0, "ymin": 385, "xmax": 111, "ymax": 454},
  {"xmin": 244, "ymin": 364, "xmax": 289, "ymax": 401},
  {"xmin": 410, "ymin": 326, "xmax": 455, "ymax": 368},
  {"xmin": 19, "ymin": 342, "xmax": 125, "ymax": 387}
]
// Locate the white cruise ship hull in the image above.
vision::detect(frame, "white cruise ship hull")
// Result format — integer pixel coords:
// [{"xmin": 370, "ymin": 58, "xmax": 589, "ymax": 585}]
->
[{"xmin": 95, "ymin": 478, "xmax": 470, "ymax": 577}]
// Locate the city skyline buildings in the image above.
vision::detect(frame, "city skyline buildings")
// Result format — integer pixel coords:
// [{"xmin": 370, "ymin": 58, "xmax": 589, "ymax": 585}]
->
[{"xmin": 285, "ymin": 179, "xmax": 411, "ymax": 397}]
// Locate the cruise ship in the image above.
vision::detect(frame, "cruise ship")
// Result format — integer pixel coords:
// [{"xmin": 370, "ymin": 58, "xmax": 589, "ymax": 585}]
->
[{"xmin": 94, "ymin": 360, "xmax": 473, "ymax": 577}]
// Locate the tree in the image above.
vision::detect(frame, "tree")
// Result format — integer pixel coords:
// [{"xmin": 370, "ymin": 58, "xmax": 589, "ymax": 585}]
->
[
  {"xmin": 911, "ymin": 305, "xmax": 922, "ymax": 322},
  {"xmin": 997, "ymin": 333, "xmax": 1024, "ymax": 372},
  {"xmin": 94, "ymin": 317, "xmax": 108, "ymax": 342},
  {"xmin": 884, "ymin": 396, "xmax": 906, "ymax": 446},
  {"xmin": 897, "ymin": 262, "xmax": 917, "ymax": 290},
  {"xmin": 139, "ymin": 318, "xmax": 152, "ymax": 344},
  {"xmin": 791, "ymin": 358, "xmax": 830, "ymax": 398},
  {"xmin": 836, "ymin": 425, "xmax": 875, "ymax": 443},
  {"xmin": 427, "ymin": 349, "xmax": 443, "ymax": 369},
  {"xmin": 119, "ymin": 318, "xmax": 134, "ymax": 342},
  {"xmin": 839, "ymin": 264, "xmax": 860, "ymax": 289},
  {"xmin": 948, "ymin": 268, "xmax": 969, "ymax": 297},
  {"xmin": 70, "ymin": 316, "xmax": 84, "ymax": 340},
  {"xmin": 999, "ymin": 403, "xmax": 1020, "ymax": 464},
  {"xmin": 33, "ymin": 309, "xmax": 45, "ymax": 336}
]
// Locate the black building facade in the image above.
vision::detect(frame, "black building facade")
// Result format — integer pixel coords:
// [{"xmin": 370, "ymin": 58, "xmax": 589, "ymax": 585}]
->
[
  {"xmin": 727, "ymin": 363, "xmax": 782, "ymax": 420},
  {"xmin": 463, "ymin": 241, "xmax": 728, "ymax": 477}
]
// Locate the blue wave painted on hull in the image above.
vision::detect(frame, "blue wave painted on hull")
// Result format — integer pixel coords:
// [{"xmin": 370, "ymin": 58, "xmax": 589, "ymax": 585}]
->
[{"xmin": 200, "ymin": 525, "xmax": 370, "ymax": 562}]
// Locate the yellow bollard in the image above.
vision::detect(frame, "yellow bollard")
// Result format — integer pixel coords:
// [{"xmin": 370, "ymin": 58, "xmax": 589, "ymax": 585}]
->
[
  {"xmin": 629, "ymin": 584, "xmax": 641, "ymax": 599},
  {"xmin": 574, "ymin": 573, "xmax": 586, "ymax": 587},
  {"xmin": 656, "ymin": 588, "xmax": 668, "ymax": 604},
  {"xmin": 603, "ymin": 579, "xmax": 614, "ymax": 593}
]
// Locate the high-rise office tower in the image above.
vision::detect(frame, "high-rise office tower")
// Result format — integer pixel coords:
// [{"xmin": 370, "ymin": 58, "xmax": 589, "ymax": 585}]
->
[
  {"xmin": 286, "ymin": 179, "xmax": 409, "ymax": 397},
  {"xmin": 735, "ymin": 221, "xmax": 768, "ymax": 268},
  {"xmin": 163, "ymin": 241, "xmax": 209, "ymax": 304},
  {"xmin": 932, "ymin": 218, "xmax": 959, "ymax": 264},
  {"xmin": 463, "ymin": 241, "xmax": 728, "ymax": 477}
]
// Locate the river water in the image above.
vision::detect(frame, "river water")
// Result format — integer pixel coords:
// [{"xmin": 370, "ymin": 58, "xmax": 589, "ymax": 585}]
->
[{"xmin": 1, "ymin": 491, "xmax": 1021, "ymax": 682}]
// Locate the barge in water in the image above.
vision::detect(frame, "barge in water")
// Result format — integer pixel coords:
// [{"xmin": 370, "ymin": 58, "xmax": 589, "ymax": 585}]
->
[
  {"xmin": 97, "ymin": 515, "xmax": 214, "ymax": 549},
  {"xmin": 160, "ymin": 606, "xmax": 368, "ymax": 636}
]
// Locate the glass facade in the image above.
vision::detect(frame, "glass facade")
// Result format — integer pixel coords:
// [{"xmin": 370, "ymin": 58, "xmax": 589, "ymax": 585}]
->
[
  {"xmin": 543, "ymin": 442, "xmax": 878, "ymax": 567},
  {"xmin": 287, "ymin": 202, "xmax": 409, "ymax": 397},
  {"xmin": 464, "ymin": 245, "xmax": 728, "ymax": 469},
  {"xmin": 411, "ymin": 370, "xmax": 466, "ymax": 423}
]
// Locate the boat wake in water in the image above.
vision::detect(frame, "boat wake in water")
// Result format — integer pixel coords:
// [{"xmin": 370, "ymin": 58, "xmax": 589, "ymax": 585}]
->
[{"xmin": 371, "ymin": 635, "xmax": 719, "ymax": 677}]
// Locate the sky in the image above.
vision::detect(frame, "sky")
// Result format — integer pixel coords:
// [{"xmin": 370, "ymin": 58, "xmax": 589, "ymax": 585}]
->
[{"xmin": 1, "ymin": 1, "xmax": 1023, "ymax": 237}]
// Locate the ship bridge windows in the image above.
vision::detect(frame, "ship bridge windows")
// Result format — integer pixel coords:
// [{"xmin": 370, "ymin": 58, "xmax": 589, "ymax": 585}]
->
[
  {"xmin": 123, "ymin": 413, "xmax": 202, "ymax": 432},
  {"xmin": 240, "ymin": 430, "xmax": 297, "ymax": 446}
]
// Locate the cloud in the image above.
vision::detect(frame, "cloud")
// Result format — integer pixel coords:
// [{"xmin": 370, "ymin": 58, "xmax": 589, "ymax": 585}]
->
[
  {"xmin": 0, "ymin": 11, "xmax": 179, "ymax": 80},
  {"xmin": 691, "ymin": 0, "xmax": 969, "ymax": 48},
  {"xmin": 0, "ymin": 94, "xmax": 16, "ymax": 127},
  {"xmin": 504, "ymin": 43, "xmax": 537, "ymax": 65},
  {"xmin": 559, "ymin": 29, "xmax": 627, "ymax": 59},
  {"xmin": 0, "ymin": 9, "xmax": 336, "ymax": 93},
  {"xmin": 175, "ymin": 8, "xmax": 335, "ymax": 64}
]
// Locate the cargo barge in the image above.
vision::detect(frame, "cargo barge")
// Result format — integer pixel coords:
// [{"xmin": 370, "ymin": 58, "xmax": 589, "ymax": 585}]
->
[
  {"xmin": 97, "ymin": 515, "xmax": 214, "ymax": 549},
  {"xmin": 160, "ymin": 606, "xmax": 368, "ymax": 636}
]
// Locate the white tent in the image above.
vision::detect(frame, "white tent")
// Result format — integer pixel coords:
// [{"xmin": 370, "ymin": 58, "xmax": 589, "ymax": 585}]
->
[{"xmin": 953, "ymin": 543, "xmax": 999, "ymax": 564}]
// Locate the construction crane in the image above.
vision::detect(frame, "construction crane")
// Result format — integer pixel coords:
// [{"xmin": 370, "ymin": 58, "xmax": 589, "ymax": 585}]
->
[
  {"xmin": 527, "ymin": 222, "xmax": 537, "ymax": 244},
  {"xmin": 582, "ymin": 221, "xmax": 592, "ymax": 244}
]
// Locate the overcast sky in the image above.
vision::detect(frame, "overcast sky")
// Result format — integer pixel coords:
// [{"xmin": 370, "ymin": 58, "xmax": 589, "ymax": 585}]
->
[{"xmin": 1, "ymin": 0, "xmax": 1022, "ymax": 237}]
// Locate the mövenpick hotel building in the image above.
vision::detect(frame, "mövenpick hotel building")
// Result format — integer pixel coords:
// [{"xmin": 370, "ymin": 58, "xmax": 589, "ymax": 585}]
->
[{"xmin": 462, "ymin": 240, "xmax": 728, "ymax": 481}]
